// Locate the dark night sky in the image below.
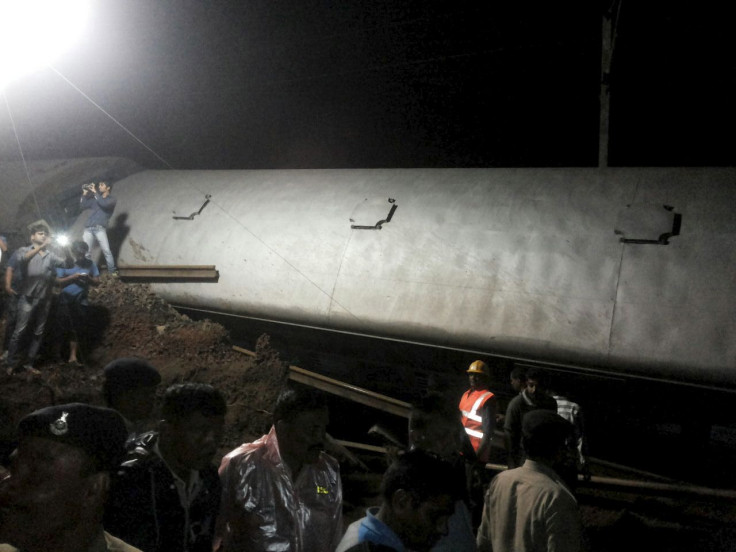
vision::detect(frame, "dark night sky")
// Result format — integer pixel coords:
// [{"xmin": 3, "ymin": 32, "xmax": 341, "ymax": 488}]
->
[{"xmin": 1, "ymin": 1, "xmax": 734, "ymax": 170}]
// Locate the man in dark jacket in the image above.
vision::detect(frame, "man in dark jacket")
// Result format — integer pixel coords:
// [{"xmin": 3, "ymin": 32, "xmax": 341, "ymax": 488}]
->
[
  {"xmin": 503, "ymin": 367, "xmax": 558, "ymax": 468},
  {"xmin": 105, "ymin": 383, "xmax": 226, "ymax": 552}
]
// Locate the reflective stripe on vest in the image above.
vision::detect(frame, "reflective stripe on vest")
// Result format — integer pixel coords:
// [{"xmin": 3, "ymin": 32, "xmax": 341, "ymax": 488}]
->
[
  {"xmin": 459, "ymin": 390, "xmax": 494, "ymax": 451},
  {"xmin": 464, "ymin": 427, "xmax": 484, "ymax": 439},
  {"xmin": 461, "ymin": 392, "xmax": 492, "ymax": 422}
]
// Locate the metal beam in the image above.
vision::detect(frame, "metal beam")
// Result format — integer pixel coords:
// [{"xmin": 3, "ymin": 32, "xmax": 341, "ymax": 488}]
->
[
  {"xmin": 288, "ymin": 365, "xmax": 411, "ymax": 418},
  {"xmin": 230, "ymin": 347, "xmax": 411, "ymax": 417},
  {"xmin": 118, "ymin": 265, "xmax": 218, "ymax": 280}
]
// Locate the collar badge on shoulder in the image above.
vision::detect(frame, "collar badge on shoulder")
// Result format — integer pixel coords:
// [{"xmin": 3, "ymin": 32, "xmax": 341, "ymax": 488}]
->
[{"xmin": 49, "ymin": 411, "xmax": 70, "ymax": 436}]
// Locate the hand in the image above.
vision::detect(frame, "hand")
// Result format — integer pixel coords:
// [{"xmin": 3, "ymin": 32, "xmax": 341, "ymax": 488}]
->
[{"xmin": 4, "ymin": 287, "xmax": 16, "ymax": 296}]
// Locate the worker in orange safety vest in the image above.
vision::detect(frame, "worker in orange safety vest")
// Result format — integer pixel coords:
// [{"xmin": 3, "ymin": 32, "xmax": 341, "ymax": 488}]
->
[{"xmin": 458, "ymin": 360, "xmax": 498, "ymax": 464}]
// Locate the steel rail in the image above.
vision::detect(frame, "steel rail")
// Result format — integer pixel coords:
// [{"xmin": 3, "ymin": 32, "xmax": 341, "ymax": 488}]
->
[
  {"xmin": 288, "ymin": 365, "xmax": 411, "ymax": 418},
  {"xmin": 232, "ymin": 346, "xmax": 412, "ymax": 418},
  {"xmin": 118, "ymin": 264, "xmax": 218, "ymax": 280}
]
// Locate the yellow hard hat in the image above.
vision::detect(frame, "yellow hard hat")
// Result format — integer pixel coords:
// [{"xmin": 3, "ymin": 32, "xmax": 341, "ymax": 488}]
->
[{"xmin": 467, "ymin": 360, "xmax": 488, "ymax": 375}]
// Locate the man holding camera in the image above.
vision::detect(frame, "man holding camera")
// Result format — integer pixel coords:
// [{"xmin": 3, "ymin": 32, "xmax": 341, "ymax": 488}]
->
[
  {"xmin": 80, "ymin": 181, "xmax": 118, "ymax": 276},
  {"xmin": 5, "ymin": 224, "xmax": 68, "ymax": 375}
]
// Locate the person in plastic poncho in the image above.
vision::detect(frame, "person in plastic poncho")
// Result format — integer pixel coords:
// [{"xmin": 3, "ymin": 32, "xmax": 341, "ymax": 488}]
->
[{"xmin": 215, "ymin": 386, "xmax": 343, "ymax": 552}]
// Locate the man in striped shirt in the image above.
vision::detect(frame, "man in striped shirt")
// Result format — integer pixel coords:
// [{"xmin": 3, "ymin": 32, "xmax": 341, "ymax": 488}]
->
[{"xmin": 551, "ymin": 391, "xmax": 587, "ymax": 477}]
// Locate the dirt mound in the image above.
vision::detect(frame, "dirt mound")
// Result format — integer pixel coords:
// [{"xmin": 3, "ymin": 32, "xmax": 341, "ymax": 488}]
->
[{"xmin": 0, "ymin": 276, "xmax": 289, "ymax": 454}]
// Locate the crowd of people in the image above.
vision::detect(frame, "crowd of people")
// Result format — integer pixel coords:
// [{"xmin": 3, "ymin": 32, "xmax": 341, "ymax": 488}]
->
[
  {"xmin": 1, "ymin": 181, "xmax": 117, "ymax": 375},
  {"xmin": 0, "ymin": 350, "xmax": 588, "ymax": 552}
]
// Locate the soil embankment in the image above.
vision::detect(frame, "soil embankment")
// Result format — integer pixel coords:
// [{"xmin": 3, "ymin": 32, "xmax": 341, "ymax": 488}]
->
[{"xmin": 0, "ymin": 276, "xmax": 288, "ymax": 456}]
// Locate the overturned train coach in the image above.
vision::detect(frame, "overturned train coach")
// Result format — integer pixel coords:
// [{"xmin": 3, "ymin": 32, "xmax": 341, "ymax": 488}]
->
[{"xmin": 73, "ymin": 166, "xmax": 736, "ymax": 418}]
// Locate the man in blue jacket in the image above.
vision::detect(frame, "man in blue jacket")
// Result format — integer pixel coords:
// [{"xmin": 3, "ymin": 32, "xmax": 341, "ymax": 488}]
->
[
  {"xmin": 80, "ymin": 181, "xmax": 118, "ymax": 275},
  {"xmin": 336, "ymin": 450, "xmax": 458, "ymax": 552}
]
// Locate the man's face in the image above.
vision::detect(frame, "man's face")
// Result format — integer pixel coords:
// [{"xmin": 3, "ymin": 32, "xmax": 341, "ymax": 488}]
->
[
  {"xmin": 114, "ymin": 385, "xmax": 158, "ymax": 422},
  {"xmin": 0, "ymin": 437, "xmax": 90, "ymax": 549},
  {"xmin": 97, "ymin": 182, "xmax": 109, "ymax": 194},
  {"xmin": 73, "ymin": 248, "xmax": 88, "ymax": 263},
  {"xmin": 510, "ymin": 376, "xmax": 524, "ymax": 392},
  {"xmin": 166, "ymin": 411, "xmax": 224, "ymax": 471},
  {"xmin": 277, "ymin": 408, "xmax": 328, "ymax": 466},
  {"xmin": 526, "ymin": 377, "xmax": 543, "ymax": 397},
  {"xmin": 401, "ymin": 493, "xmax": 455, "ymax": 552},
  {"xmin": 468, "ymin": 373, "xmax": 486, "ymax": 390},
  {"xmin": 30, "ymin": 230, "xmax": 48, "ymax": 246}
]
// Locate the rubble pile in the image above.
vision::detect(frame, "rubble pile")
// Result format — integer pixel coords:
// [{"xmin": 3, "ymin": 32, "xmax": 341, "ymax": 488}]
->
[
  {"xmin": 0, "ymin": 277, "xmax": 289, "ymax": 452},
  {"xmin": 85, "ymin": 277, "xmax": 232, "ymax": 369}
]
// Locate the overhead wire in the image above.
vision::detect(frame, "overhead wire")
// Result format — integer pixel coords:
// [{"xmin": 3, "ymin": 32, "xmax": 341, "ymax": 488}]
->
[
  {"xmin": 2, "ymin": 90, "xmax": 43, "ymax": 222},
  {"xmin": 48, "ymin": 65, "xmax": 175, "ymax": 170}
]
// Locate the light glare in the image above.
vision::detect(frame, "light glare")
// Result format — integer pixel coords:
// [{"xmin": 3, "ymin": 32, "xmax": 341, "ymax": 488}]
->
[{"xmin": 0, "ymin": 0, "xmax": 91, "ymax": 89}]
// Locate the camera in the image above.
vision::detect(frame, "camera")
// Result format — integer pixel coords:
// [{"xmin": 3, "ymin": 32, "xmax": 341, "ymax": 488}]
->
[{"xmin": 82, "ymin": 183, "xmax": 96, "ymax": 192}]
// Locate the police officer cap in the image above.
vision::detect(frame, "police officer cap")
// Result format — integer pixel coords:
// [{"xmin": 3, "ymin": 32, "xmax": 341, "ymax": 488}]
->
[
  {"xmin": 18, "ymin": 403, "xmax": 127, "ymax": 472},
  {"xmin": 103, "ymin": 357, "xmax": 161, "ymax": 393},
  {"xmin": 522, "ymin": 409, "xmax": 571, "ymax": 444}
]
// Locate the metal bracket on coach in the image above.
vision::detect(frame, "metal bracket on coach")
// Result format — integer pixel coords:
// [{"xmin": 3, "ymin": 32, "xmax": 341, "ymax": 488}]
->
[
  {"xmin": 173, "ymin": 194, "xmax": 212, "ymax": 220},
  {"xmin": 350, "ymin": 198, "xmax": 397, "ymax": 230},
  {"xmin": 614, "ymin": 204, "xmax": 681, "ymax": 245}
]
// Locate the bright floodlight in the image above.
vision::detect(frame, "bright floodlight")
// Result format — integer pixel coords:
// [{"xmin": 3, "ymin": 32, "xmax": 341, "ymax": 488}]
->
[
  {"xmin": 0, "ymin": 0, "xmax": 91, "ymax": 89},
  {"xmin": 55, "ymin": 234, "xmax": 70, "ymax": 247}
]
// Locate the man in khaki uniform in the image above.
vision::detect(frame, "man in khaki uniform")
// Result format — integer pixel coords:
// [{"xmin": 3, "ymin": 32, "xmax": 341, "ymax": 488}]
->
[{"xmin": 0, "ymin": 403, "xmax": 141, "ymax": 552}]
